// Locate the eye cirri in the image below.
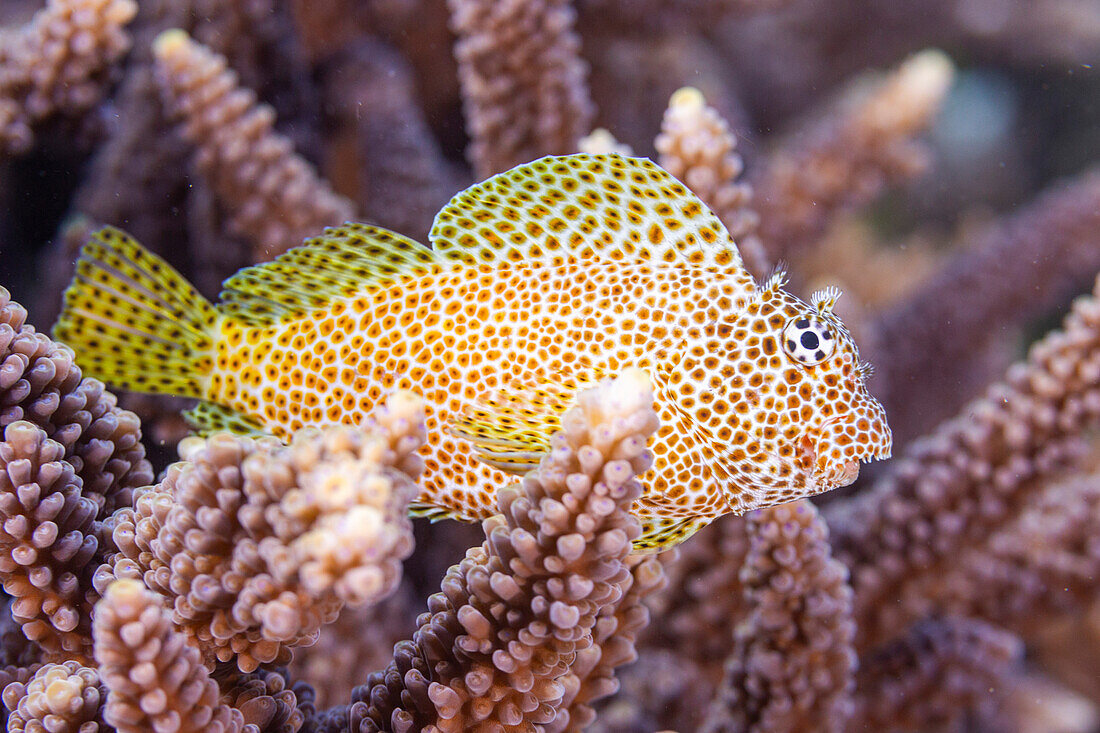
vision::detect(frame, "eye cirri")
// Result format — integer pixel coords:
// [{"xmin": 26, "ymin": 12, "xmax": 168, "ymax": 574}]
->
[{"xmin": 782, "ymin": 316, "xmax": 836, "ymax": 366}]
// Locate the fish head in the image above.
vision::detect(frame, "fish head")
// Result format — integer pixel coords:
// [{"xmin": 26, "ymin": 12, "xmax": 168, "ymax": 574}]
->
[{"xmin": 675, "ymin": 270, "xmax": 891, "ymax": 510}]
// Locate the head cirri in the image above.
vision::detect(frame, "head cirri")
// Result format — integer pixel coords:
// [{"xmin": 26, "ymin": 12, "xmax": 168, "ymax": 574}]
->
[{"xmin": 673, "ymin": 269, "xmax": 892, "ymax": 512}]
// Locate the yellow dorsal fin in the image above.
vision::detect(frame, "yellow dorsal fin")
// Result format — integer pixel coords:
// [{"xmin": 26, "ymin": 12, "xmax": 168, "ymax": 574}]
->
[
  {"xmin": 430, "ymin": 154, "xmax": 744, "ymax": 269},
  {"xmin": 218, "ymin": 223, "xmax": 441, "ymax": 326}
]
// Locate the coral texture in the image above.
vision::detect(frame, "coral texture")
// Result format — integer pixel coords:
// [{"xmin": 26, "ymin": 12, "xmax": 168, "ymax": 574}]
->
[
  {"xmin": 349, "ymin": 368, "xmax": 658, "ymax": 731},
  {"xmin": 0, "ymin": 422, "xmax": 98, "ymax": 658},
  {"xmin": 752, "ymin": 49, "xmax": 954, "ymax": 265},
  {"xmin": 655, "ymin": 86, "xmax": 768, "ymax": 279},
  {"xmin": 93, "ymin": 578, "xmax": 245, "ymax": 732},
  {"xmin": 99, "ymin": 392, "xmax": 425, "ymax": 671},
  {"xmin": 3, "ymin": 2, "xmax": 1100, "ymax": 730},
  {"xmin": 449, "ymin": 0, "xmax": 594, "ymax": 178},
  {"xmin": 701, "ymin": 501, "xmax": 855, "ymax": 733},
  {"xmin": 826, "ymin": 271, "xmax": 1100, "ymax": 651},
  {"xmin": 1, "ymin": 659, "xmax": 106, "ymax": 732},
  {"xmin": 151, "ymin": 29, "xmax": 353, "ymax": 261},
  {"xmin": 0, "ymin": 0, "xmax": 137, "ymax": 155}
]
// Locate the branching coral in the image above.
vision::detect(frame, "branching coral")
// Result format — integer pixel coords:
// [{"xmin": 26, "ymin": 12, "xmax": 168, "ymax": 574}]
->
[
  {"xmin": 0, "ymin": 0, "xmax": 137, "ymax": 156},
  {"xmin": 871, "ymin": 168, "xmax": 1100, "ymax": 442},
  {"xmin": 825, "ymin": 271, "xmax": 1100, "ymax": 651},
  {"xmin": 850, "ymin": 616, "xmax": 1023, "ymax": 731},
  {"xmin": 0, "ymin": 287, "xmax": 151, "ymax": 658},
  {"xmin": 2, "ymin": 1, "xmax": 1100, "ymax": 730},
  {"xmin": 656, "ymin": 87, "xmax": 769, "ymax": 280},
  {"xmin": 0, "ymin": 422, "xmax": 99, "ymax": 659},
  {"xmin": 701, "ymin": 501, "xmax": 855, "ymax": 733},
  {"xmin": 1, "ymin": 659, "xmax": 106, "ymax": 732},
  {"xmin": 348, "ymin": 368, "xmax": 659, "ymax": 731},
  {"xmin": 151, "ymin": 29, "xmax": 354, "ymax": 261},
  {"xmin": 93, "ymin": 578, "xmax": 246, "ymax": 732},
  {"xmin": 99, "ymin": 392, "xmax": 425, "ymax": 672},
  {"xmin": 752, "ymin": 49, "xmax": 954, "ymax": 265},
  {"xmin": 449, "ymin": 0, "xmax": 594, "ymax": 178}
]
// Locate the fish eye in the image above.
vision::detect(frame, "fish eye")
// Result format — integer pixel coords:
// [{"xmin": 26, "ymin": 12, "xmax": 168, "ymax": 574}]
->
[{"xmin": 782, "ymin": 316, "xmax": 836, "ymax": 366}]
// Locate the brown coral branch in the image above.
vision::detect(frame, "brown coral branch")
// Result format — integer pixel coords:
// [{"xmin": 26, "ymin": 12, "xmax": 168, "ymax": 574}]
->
[
  {"xmin": 1, "ymin": 659, "xmax": 107, "ymax": 732},
  {"xmin": 825, "ymin": 271, "xmax": 1100, "ymax": 652},
  {"xmin": 449, "ymin": 0, "xmax": 595, "ymax": 179},
  {"xmin": 890, "ymin": 473, "xmax": 1100, "ymax": 637},
  {"xmin": 701, "ymin": 500, "xmax": 855, "ymax": 733},
  {"xmin": 319, "ymin": 40, "xmax": 462, "ymax": 244},
  {"xmin": 643, "ymin": 514, "xmax": 750, "ymax": 672},
  {"xmin": 870, "ymin": 168, "xmax": 1100, "ymax": 443},
  {"xmin": 752, "ymin": 49, "xmax": 954, "ymax": 264},
  {"xmin": 151, "ymin": 29, "xmax": 354, "ymax": 261},
  {"xmin": 850, "ymin": 616, "xmax": 1023, "ymax": 732},
  {"xmin": 656, "ymin": 86, "xmax": 769, "ymax": 280},
  {"xmin": 550, "ymin": 553, "xmax": 667, "ymax": 731},
  {"xmin": 97, "ymin": 392, "xmax": 425, "ymax": 672},
  {"xmin": 0, "ymin": 0, "xmax": 137, "ymax": 156},
  {"xmin": 93, "ymin": 578, "xmax": 246, "ymax": 733},
  {"xmin": 349, "ymin": 368, "xmax": 658, "ymax": 732},
  {"xmin": 0, "ymin": 422, "xmax": 99, "ymax": 659},
  {"xmin": 0, "ymin": 287, "xmax": 151, "ymax": 657}
]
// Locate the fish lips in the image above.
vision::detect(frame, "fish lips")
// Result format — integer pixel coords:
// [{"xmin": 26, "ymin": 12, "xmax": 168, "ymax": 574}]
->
[{"xmin": 798, "ymin": 413, "xmax": 892, "ymax": 490}]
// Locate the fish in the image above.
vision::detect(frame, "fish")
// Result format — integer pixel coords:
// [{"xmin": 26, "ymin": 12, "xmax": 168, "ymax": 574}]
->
[{"xmin": 53, "ymin": 153, "xmax": 891, "ymax": 551}]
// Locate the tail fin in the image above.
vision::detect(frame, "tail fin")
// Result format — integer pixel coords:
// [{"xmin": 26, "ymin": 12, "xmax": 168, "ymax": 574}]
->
[{"xmin": 52, "ymin": 226, "xmax": 218, "ymax": 398}]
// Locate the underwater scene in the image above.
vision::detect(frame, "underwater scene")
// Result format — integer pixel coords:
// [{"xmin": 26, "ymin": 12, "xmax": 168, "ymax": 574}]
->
[{"xmin": 1, "ymin": 0, "xmax": 1100, "ymax": 730}]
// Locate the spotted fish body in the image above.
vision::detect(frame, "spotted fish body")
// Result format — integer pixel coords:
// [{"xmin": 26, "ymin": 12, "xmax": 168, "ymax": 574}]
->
[{"xmin": 54, "ymin": 154, "xmax": 891, "ymax": 550}]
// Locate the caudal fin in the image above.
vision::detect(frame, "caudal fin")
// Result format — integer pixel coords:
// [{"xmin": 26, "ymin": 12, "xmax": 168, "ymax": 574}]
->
[{"xmin": 52, "ymin": 226, "xmax": 218, "ymax": 398}]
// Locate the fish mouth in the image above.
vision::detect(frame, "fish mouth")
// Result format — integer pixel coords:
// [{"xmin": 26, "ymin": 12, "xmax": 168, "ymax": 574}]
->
[{"xmin": 798, "ymin": 416, "xmax": 890, "ymax": 489}]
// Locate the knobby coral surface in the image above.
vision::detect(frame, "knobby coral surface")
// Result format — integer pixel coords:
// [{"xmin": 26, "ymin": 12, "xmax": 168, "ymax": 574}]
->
[
  {"xmin": 99, "ymin": 391, "xmax": 426, "ymax": 671},
  {"xmin": 2, "ymin": 0, "xmax": 1100, "ymax": 730},
  {"xmin": 349, "ymin": 369, "xmax": 660, "ymax": 732}
]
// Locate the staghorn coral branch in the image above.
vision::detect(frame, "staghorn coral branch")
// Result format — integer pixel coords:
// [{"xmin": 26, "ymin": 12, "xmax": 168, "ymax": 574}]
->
[
  {"xmin": 449, "ymin": 0, "xmax": 594, "ymax": 179},
  {"xmin": 98, "ymin": 391, "xmax": 425, "ymax": 672},
  {"xmin": 1, "ymin": 659, "xmax": 106, "ymax": 732},
  {"xmin": 850, "ymin": 616, "xmax": 1024, "ymax": 731},
  {"xmin": 825, "ymin": 271, "xmax": 1100, "ymax": 652},
  {"xmin": 0, "ymin": 287, "xmax": 152, "ymax": 658},
  {"xmin": 656, "ymin": 86, "xmax": 769, "ymax": 280},
  {"xmin": 349, "ymin": 368, "xmax": 659, "ymax": 732},
  {"xmin": 751, "ymin": 49, "xmax": 954, "ymax": 265},
  {"xmin": 223, "ymin": 667, "xmax": 308, "ymax": 733},
  {"xmin": 0, "ymin": 422, "xmax": 99, "ymax": 660},
  {"xmin": 888, "ymin": 473, "xmax": 1100, "ymax": 638},
  {"xmin": 0, "ymin": 0, "xmax": 137, "ymax": 156},
  {"xmin": 151, "ymin": 29, "xmax": 354, "ymax": 261},
  {"xmin": 320, "ymin": 39, "xmax": 461, "ymax": 244},
  {"xmin": 93, "ymin": 578, "xmax": 245, "ymax": 733},
  {"xmin": 643, "ymin": 514, "xmax": 750, "ymax": 672},
  {"xmin": 549, "ymin": 553, "xmax": 667, "ymax": 731},
  {"xmin": 701, "ymin": 501, "xmax": 855, "ymax": 733},
  {"xmin": 870, "ymin": 168, "xmax": 1100, "ymax": 443}
]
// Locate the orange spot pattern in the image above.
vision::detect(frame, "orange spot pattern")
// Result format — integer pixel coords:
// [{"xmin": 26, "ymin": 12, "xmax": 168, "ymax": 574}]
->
[
  {"xmin": 211, "ymin": 261, "xmax": 890, "ymax": 528},
  {"xmin": 206, "ymin": 154, "xmax": 892, "ymax": 544}
]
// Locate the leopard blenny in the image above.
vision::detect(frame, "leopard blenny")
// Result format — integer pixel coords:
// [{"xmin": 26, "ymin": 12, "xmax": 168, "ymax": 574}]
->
[{"xmin": 53, "ymin": 153, "xmax": 891, "ymax": 550}]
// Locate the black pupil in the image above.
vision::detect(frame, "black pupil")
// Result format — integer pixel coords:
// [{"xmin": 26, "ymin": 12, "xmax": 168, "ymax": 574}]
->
[{"xmin": 800, "ymin": 331, "xmax": 819, "ymax": 350}]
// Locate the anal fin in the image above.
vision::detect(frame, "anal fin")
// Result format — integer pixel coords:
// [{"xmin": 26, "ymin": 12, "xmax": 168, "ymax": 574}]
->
[
  {"xmin": 634, "ymin": 515, "xmax": 713, "ymax": 553},
  {"xmin": 184, "ymin": 401, "xmax": 271, "ymax": 437}
]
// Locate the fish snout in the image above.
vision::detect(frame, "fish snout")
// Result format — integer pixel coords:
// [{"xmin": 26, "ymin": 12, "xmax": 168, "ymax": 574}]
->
[{"xmin": 802, "ymin": 401, "xmax": 892, "ymax": 489}]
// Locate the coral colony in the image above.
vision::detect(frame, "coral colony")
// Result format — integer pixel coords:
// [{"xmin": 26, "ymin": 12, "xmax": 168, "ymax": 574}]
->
[{"xmin": 2, "ymin": 0, "xmax": 1100, "ymax": 731}]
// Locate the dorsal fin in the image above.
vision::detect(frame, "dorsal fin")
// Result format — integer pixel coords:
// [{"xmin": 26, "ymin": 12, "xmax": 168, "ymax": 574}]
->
[
  {"xmin": 218, "ymin": 223, "xmax": 441, "ymax": 326},
  {"xmin": 430, "ymin": 154, "xmax": 744, "ymax": 269}
]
